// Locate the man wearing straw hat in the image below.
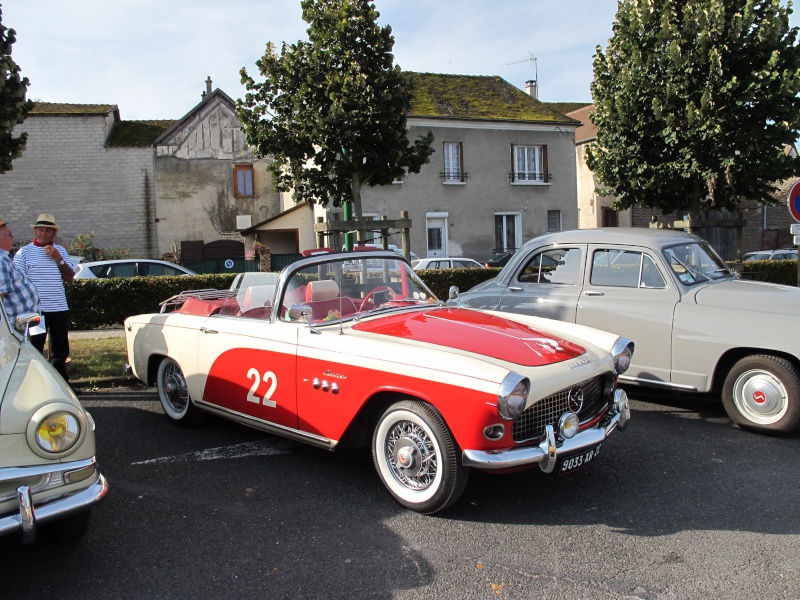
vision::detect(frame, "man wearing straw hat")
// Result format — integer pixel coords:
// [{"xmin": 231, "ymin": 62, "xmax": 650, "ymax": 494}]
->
[{"xmin": 13, "ymin": 213, "xmax": 75, "ymax": 382}]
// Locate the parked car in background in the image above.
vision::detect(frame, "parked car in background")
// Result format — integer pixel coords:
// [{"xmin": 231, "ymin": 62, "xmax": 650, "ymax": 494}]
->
[
  {"xmin": 125, "ymin": 251, "xmax": 633, "ymax": 513},
  {"xmin": 743, "ymin": 249, "xmax": 798, "ymax": 261},
  {"xmin": 411, "ymin": 257, "xmax": 485, "ymax": 270},
  {"xmin": 452, "ymin": 227, "xmax": 800, "ymax": 435},
  {"xmin": 0, "ymin": 307, "xmax": 108, "ymax": 543},
  {"xmin": 484, "ymin": 251, "xmax": 514, "ymax": 268},
  {"xmin": 74, "ymin": 259, "xmax": 197, "ymax": 279}
]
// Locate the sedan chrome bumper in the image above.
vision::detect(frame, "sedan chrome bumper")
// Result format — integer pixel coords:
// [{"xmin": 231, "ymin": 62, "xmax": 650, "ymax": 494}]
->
[
  {"xmin": 0, "ymin": 457, "xmax": 109, "ymax": 543},
  {"xmin": 462, "ymin": 389, "xmax": 630, "ymax": 473}
]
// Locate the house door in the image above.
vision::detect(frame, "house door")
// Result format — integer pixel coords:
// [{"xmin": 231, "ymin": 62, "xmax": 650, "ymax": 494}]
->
[{"xmin": 426, "ymin": 215, "xmax": 447, "ymax": 258}]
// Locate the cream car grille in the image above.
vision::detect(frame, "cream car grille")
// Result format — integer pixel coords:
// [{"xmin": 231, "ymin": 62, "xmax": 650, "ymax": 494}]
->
[{"xmin": 512, "ymin": 376, "xmax": 607, "ymax": 443}]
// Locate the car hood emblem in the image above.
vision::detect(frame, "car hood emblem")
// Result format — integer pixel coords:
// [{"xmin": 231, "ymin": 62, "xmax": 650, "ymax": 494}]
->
[{"xmin": 568, "ymin": 386, "xmax": 584, "ymax": 412}]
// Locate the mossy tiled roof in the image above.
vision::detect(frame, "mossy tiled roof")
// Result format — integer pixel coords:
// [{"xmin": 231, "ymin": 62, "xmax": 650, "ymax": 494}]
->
[
  {"xmin": 406, "ymin": 72, "xmax": 579, "ymax": 124},
  {"xmin": 107, "ymin": 120, "xmax": 176, "ymax": 147},
  {"xmin": 546, "ymin": 101, "xmax": 591, "ymax": 116},
  {"xmin": 29, "ymin": 102, "xmax": 117, "ymax": 115}
]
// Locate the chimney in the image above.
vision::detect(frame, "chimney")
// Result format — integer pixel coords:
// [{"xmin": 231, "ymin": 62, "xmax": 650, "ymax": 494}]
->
[
  {"xmin": 202, "ymin": 76, "xmax": 212, "ymax": 99},
  {"xmin": 525, "ymin": 80, "xmax": 538, "ymax": 100}
]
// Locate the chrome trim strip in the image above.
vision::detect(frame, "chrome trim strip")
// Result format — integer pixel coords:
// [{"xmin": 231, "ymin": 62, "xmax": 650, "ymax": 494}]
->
[
  {"xmin": 194, "ymin": 400, "xmax": 338, "ymax": 450},
  {"xmin": 618, "ymin": 375, "xmax": 697, "ymax": 391},
  {"xmin": 0, "ymin": 457, "xmax": 98, "ymax": 483}
]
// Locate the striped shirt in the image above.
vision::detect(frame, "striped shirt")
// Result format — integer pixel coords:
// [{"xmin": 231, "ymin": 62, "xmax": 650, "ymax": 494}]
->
[
  {"xmin": 0, "ymin": 249, "xmax": 40, "ymax": 322},
  {"xmin": 13, "ymin": 243, "xmax": 74, "ymax": 312}
]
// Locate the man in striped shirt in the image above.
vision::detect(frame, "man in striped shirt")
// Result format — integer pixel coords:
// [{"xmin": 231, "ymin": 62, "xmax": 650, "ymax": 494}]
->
[
  {"xmin": 13, "ymin": 213, "xmax": 75, "ymax": 382},
  {"xmin": 0, "ymin": 219, "xmax": 41, "ymax": 325}
]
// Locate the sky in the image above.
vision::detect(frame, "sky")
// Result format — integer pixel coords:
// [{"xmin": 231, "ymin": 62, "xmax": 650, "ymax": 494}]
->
[
  {"xmin": 4, "ymin": 0, "xmax": 621, "ymax": 120},
  {"xmin": 6, "ymin": 1, "xmax": 800, "ymax": 122}
]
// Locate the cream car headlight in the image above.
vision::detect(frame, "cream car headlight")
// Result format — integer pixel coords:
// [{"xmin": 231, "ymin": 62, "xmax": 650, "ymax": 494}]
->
[
  {"xmin": 611, "ymin": 337, "xmax": 635, "ymax": 374},
  {"xmin": 35, "ymin": 412, "xmax": 80, "ymax": 452},
  {"xmin": 26, "ymin": 403, "xmax": 88, "ymax": 459},
  {"xmin": 498, "ymin": 373, "xmax": 529, "ymax": 420}
]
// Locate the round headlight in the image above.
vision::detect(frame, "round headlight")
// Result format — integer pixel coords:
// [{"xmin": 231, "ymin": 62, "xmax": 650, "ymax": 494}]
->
[
  {"xmin": 498, "ymin": 373, "xmax": 529, "ymax": 420},
  {"xmin": 35, "ymin": 412, "xmax": 80, "ymax": 453},
  {"xmin": 559, "ymin": 412, "xmax": 580, "ymax": 439},
  {"xmin": 611, "ymin": 338, "xmax": 634, "ymax": 374}
]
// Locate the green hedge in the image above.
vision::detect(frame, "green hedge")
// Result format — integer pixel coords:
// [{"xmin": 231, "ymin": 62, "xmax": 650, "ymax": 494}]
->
[
  {"xmin": 67, "ymin": 273, "xmax": 237, "ymax": 329},
  {"xmin": 65, "ymin": 261, "xmax": 796, "ymax": 329},
  {"xmin": 731, "ymin": 259, "xmax": 798, "ymax": 287}
]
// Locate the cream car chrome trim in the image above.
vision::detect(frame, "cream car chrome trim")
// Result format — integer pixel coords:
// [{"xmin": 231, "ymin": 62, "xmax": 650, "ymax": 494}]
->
[{"xmin": 619, "ymin": 374, "xmax": 697, "ymax": 391}]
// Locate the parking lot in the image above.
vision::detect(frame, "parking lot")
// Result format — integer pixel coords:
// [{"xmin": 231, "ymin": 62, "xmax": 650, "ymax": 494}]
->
[{"xmin": 2, "ymin": 385, "xmax": 799, "ymax": 599}]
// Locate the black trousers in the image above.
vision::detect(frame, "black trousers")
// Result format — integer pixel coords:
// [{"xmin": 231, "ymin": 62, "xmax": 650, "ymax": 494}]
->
[{"xmin": 31, "ymin": 310, "xmax": 71, "ymax": 382}]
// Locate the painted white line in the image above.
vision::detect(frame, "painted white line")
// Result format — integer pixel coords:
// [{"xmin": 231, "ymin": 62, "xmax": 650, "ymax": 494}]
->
[{"xmin": 132, "ymin": 440, "xmax": 293, "ymax": 465}]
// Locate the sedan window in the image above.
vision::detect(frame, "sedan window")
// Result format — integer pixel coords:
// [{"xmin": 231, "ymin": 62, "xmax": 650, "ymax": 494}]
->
[{"xmin": 517, "ymin": 248, "xmax": 582, "ymax": 284}]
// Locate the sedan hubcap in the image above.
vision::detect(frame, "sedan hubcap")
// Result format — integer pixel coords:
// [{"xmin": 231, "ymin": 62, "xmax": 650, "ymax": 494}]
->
[{"xmin": 733, "ymin": 369, "xmax": 788, "ymax": 425}]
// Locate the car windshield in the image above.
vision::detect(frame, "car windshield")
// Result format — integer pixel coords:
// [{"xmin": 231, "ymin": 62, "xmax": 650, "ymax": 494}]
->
[
  {"xmin": 663, "ymin": 242, "xmax": 733, "ymax": 285},
  {"xmin": 279, "ymin": 254, "xmax": 439, "ymax": 323}
]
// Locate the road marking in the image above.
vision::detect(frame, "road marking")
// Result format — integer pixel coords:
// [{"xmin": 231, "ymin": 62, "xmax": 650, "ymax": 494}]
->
[{"xmin": 132, "ymin": 440, "xmax": 293, "ymax": 465}]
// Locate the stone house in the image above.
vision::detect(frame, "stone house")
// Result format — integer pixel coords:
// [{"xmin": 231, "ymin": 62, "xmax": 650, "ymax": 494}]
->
[
  {"xmin": 567, "ymin": 103, "xmax": 798, "ymax": 259},
  {"xmin": 322, "ymin": 73, "xmax": 582, "ymax": 262}
]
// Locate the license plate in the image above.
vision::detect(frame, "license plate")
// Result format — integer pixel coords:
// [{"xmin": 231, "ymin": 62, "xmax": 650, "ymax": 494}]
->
[{"xmin": 558, "ymin": 443, "xmax": 602, "ymax": 474}]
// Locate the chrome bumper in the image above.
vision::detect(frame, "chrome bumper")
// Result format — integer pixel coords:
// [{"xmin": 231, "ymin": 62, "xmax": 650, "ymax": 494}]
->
[
  {"xmin": 0, "ymin": 457, "xmax": 109, "ymax": 543},
  {"xmin": 462, "ymin": 388, "xmax": 630, "ymax": 473}
]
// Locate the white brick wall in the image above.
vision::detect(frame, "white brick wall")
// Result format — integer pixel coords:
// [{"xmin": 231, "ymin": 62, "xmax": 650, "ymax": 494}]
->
[{"xmin": 0, "ymin": 114, "xmax": 155, "ymax": 256}]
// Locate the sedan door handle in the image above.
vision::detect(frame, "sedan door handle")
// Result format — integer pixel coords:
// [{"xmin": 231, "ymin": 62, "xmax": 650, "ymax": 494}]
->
[
  {"xmin": 583, "ymin": 291, "xmax": 605, "ymax": 297},
  {"xmin": 200, "ymin": 327, "xmax": 218, "ymax": 334},
  {"xmin": 508, "ymin": 286, "xmax": 523, "ymax": 292}
]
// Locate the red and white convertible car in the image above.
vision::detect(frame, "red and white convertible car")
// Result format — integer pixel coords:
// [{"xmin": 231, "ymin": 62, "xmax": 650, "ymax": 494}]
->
[{"xmin": 124, "ymin": 251, "xmax": 633, "ymax": 513}]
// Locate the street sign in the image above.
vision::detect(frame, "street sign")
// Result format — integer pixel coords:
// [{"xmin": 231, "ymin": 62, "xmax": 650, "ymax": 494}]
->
[
  {"xmin": 788, "ymin": 180, "xmax": 800, "ymax": 222},
  {"xmin": 791, "ymin": 224, "xmax": 800, "ymax": 235},
  {"xmin": 224, "ymin": 259, "xmax": 234, "ymax": 269}
]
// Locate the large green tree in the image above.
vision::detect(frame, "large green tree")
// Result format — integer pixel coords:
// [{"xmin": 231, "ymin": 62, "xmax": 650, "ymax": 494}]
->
[
  {"xmin": 588, "ymin": 0, "xmax": 800, "ymax": 214},
  {"xmin": 0, "ymin": 6, "xmax": 33, "ymax": 173},
  {"xmin": 238, "ymin": 0, "xmax": 434, "ymax": 227}
]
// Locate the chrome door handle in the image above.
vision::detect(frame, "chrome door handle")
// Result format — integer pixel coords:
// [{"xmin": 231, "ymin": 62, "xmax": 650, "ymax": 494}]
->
[
  {"xmin": 508, "ymin": 286, "xmax": 523, "ymax": 292},
  {"xmin": 583, "ymin": 291, "xmax": 604, "ymax": 296},
  {"xmin": 200, "ymin": 327, "xmax": 218, "ymax": 334}
]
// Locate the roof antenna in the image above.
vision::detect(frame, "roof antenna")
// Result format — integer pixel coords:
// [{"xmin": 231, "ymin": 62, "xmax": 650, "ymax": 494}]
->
[{"xmin": 507, "ymin": 52, "xmax": 538, "ymax": 99}]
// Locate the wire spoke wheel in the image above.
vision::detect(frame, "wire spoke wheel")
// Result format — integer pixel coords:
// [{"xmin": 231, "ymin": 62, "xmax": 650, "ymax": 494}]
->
[{"xmin": 373, "ymin": 400, "xmax": 468, "ymax": 514}]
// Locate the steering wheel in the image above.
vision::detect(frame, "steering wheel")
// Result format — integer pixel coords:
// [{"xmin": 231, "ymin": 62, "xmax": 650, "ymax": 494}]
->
[{"xmin": 359, "ymin": 286, "xmax": 393, "ymax": 311}]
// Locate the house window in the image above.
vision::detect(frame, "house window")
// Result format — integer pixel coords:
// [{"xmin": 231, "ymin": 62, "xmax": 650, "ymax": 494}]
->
[
  {"xmin": 442, "ymin": 142, "xmax": 464, "ymax": 183},
  {"xmin": 234, "ymin": 165, "xmax": 254, "ymax": 197},
  {"xmin": 512, "ymin": 145, "xmax": 548, "ymax": 183},
  {"xmin": 547, "ymin": 210, "xmax": 562, "ymax": 232},
  {"xmin": 494, "ymin": 213, "xmax": 521, "ymax": 254}
]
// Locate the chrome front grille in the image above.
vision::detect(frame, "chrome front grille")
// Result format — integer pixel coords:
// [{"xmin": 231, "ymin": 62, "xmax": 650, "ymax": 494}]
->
[{"xmin": 512, "ymin": 376, "xmax": 608, "ymax": 443}]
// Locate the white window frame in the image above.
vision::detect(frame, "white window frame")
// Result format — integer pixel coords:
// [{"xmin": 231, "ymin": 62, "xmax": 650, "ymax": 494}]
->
[
  {"xmin": 494, "ymin": 212, "xmax": 522, "ymax": 254},
  {"xmin": 443, "ymin": 142, "xmax": 465, "ymax": 184},
  {"xmin": 547, "ymin": 210, "xmax": 562, "ymax": 232},
  {"xmin": 511, "ymin": 145, "xmax": 549, "ymax": 185}
]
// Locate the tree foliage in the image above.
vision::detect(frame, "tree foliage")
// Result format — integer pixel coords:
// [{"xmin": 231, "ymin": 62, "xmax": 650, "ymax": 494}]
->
[
  {"xmin": 588, "ymin": 0, "xmax": 800, "ymax": 214},
  {"xmin": 0, "ymin": 6, "xmax": 33, "ymax": 173},
  {"xmin": 237, "ymin": 0, "xmax": 434, "ymax": 221}
]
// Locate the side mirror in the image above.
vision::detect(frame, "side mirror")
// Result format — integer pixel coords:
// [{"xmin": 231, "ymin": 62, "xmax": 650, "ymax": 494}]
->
[
  {"xmin": 14, "ymin": 312, "xmax": 41, "ymax": 340},
  {"xmin": 448, "ymin": 286, "xmax": 460, "ymax": 301},
  {"xmin": 288, "ymin": 304, "xmax": 312, "ymax": 323}
]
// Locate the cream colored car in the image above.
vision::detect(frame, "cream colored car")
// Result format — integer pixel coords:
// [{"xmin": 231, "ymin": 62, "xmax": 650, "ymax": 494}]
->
[{"xmin": 0, "ymin": 308, "xmax": 107, "ymax": 543}]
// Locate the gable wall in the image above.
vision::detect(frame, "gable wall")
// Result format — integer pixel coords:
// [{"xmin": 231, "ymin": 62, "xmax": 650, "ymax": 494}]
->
[
  {"xmin": 354, "ymin": 120, "xmax": 579, "ymax": 261},
  {"xmin": 0, "ymin": 114, "xmax": 155, "ymax": 256}
]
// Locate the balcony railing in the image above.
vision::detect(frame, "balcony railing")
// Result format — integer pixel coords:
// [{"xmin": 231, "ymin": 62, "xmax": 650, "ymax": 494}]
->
[{"xmin": 508, "ymin": 171, "xmax": 552, "ymax": 183}]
